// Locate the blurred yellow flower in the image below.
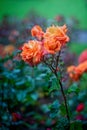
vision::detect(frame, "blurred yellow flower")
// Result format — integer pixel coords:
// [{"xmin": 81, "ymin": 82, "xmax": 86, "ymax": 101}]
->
[{"xmin": 4, "ymin": 45, "xmax": 15, "ymax": 55}]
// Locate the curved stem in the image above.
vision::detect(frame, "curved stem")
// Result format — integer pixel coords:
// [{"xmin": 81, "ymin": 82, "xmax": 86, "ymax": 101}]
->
[
  {"xmin": 59, "ymin": 79, "xmax": 70, "ymax": 122},
  {"xmin": 43, "ymin": 59, "xmax": 70, "ymax": 124},
  {"xmin": 54, "ymin": 72, "xmax": 70, "ymax": 123}
]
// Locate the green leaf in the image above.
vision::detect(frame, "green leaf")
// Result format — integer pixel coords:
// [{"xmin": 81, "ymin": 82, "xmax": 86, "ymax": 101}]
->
[
  {"xmin": 70, "ymin": 121, "xmax": 83, "ymax": 130},
  {"xmin": 41, "ymin": 104, "xmax": 50, "ymax": 113},
  {"xmin": 16, "ymin": 90, "xmax": 27, "ymax": 101},
  {"xmin": 49, "ymin": 79, "xmax": 59, "ymax": 93},
  {"xmin": 23, "ymin": 122, "xmax": 38, "ymax": 129},
  {"xmin": 49, "ymin": 100, "xmax": 60, "ymax": 119},
  {"xmin": 60, "ymin": 104, "xmax": 66, "ymax": 116},
  {"xmin": 30, "ymin": 92, "xmax": 39, "ymax": 100},
  {"xmin": 15, "ymin": 80, "xmax": 25, "ymax": 86},
  {"xmin": 67, "ymin": 83, "xmax": 79, "ymax": 94},
  {"xmin": 55, "ymin": 117, "xmax": 69, "ymax": 130}
]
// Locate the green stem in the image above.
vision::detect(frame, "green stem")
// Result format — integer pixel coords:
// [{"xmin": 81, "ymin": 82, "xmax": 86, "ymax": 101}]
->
[
  {"xmin": 44, "ymin": 59, "xmax": 70, "ymax": 125},
  {"xmin": 54, "ymin": 72, "xmax": 70, "ymax": 123},
  {"xmin": 59, "ymin": 79, "xmax": 70, "ymax": 121}
]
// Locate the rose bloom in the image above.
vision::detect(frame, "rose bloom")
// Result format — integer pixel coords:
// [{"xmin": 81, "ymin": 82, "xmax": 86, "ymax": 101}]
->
[
  {"xmin": 44, "ymin": 25, "xmax": 69, "ymax": 46},
  {"xmin": 78, "ymin": 50, "xmax": 87, "ymax": 63},
  {"xmin": 31, "ymin": 25, "xmax": 44, "ymax": 40},
  {"xmin": 67, "ymin": 61, "xmax": 87, "ymax": 81},
  {"xmin": 76, "ymin": 103, "xmax": 84, "ymax": 112},
  {"xmin": 21, "ymin": 40, "xmax": 43, "ymax": 66},
  {"xmin": 77, "ymin": 60, "xmax": 87, "ymax": 73},
  {"xmin": 44, "ymin": 38, "xmax": 61, "ymax": 54},
  {"xmin": 67, "ymin": 65, "xmax": 82, "ymax": 81}
]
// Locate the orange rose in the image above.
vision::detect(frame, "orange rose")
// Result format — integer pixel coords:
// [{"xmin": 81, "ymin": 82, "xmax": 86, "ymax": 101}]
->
[
  {"xmin": 44, "ymin": 25, "xmax": 69, "ymax": 45},
  {"xmin": 21, "ymin": 40, "xmax": 43, "ymax": 66},
  {"xmin": 21, "ymin": 25, "xmax": 70, "ymax": 66},
  {"xmin": 44, "ymin": 38, "xmax": 61, "ymax": 54},
  {"xmin": 67, "ymin": 65, "xmax": 83, "ymax": 81},
  {"xmin": 67, "ymin": 66, "xmax": 78, "ymax": 81},
  {"xmin": 31, "ymin": 25, "xmax": 44, "ymax": 40},
  {"xmin": 67, "ymin": 61, "xmax": 87, "ymax": 81},
  {"xmin": 77, "ymin": 60, "xmax": 87, "ymax": 73},
  {"xmin": 60, "ymin": 24, "xmax": 68, "ymax": 33}
]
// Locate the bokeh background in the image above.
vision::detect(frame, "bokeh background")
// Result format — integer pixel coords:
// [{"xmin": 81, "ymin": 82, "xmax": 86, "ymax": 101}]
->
[
  {"xmin": 0, "ymin": 0, "xmax": 87, "ymax": 130},
  {"xmin": 0, "ymin": 0, "xmax": 87, "ymax": 54},
  {"xmin": 0, "ymin": 0, "xmax": 87, "ymax": 29}
]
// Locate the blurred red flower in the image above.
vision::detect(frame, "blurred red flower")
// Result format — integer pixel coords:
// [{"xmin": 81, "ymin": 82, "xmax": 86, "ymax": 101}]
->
[
  {"xmin": 78, "ymin": 50, "xmax": 87, "ymax": 63},
  {"xmin": 76, "ymin": 115, "xmax": 84, "ymax": 120},
  {"xmin": 47, "ymin": 128, "xmax": 51, "ymax": 130},
  {"xmin": 55, "ymin": 15, "xmax": 63, "ymax": 22},
  {"xmin": 12, "ymin": 112, "xmax": 22, "ymax": 122},
  {"xmin": 76, "ymin": 103, "xmax": 84, "ymax": 112}
]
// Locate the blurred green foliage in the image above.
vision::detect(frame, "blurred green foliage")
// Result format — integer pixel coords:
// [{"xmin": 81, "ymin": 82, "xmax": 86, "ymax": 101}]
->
[
  {"xmin": 0, "ymin": 7, "xmax": 87, "ymax": 128},
  {"xmin": 69, "ymin": 43, "xmax": 87, "ymax": 55},
  {"xmin": 0, "ymin": 0, "xmax": 87, "ymax": 29},
  {"xmin": 0, "ymin": 49, "xmax": 87, "ymax": 129}
]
